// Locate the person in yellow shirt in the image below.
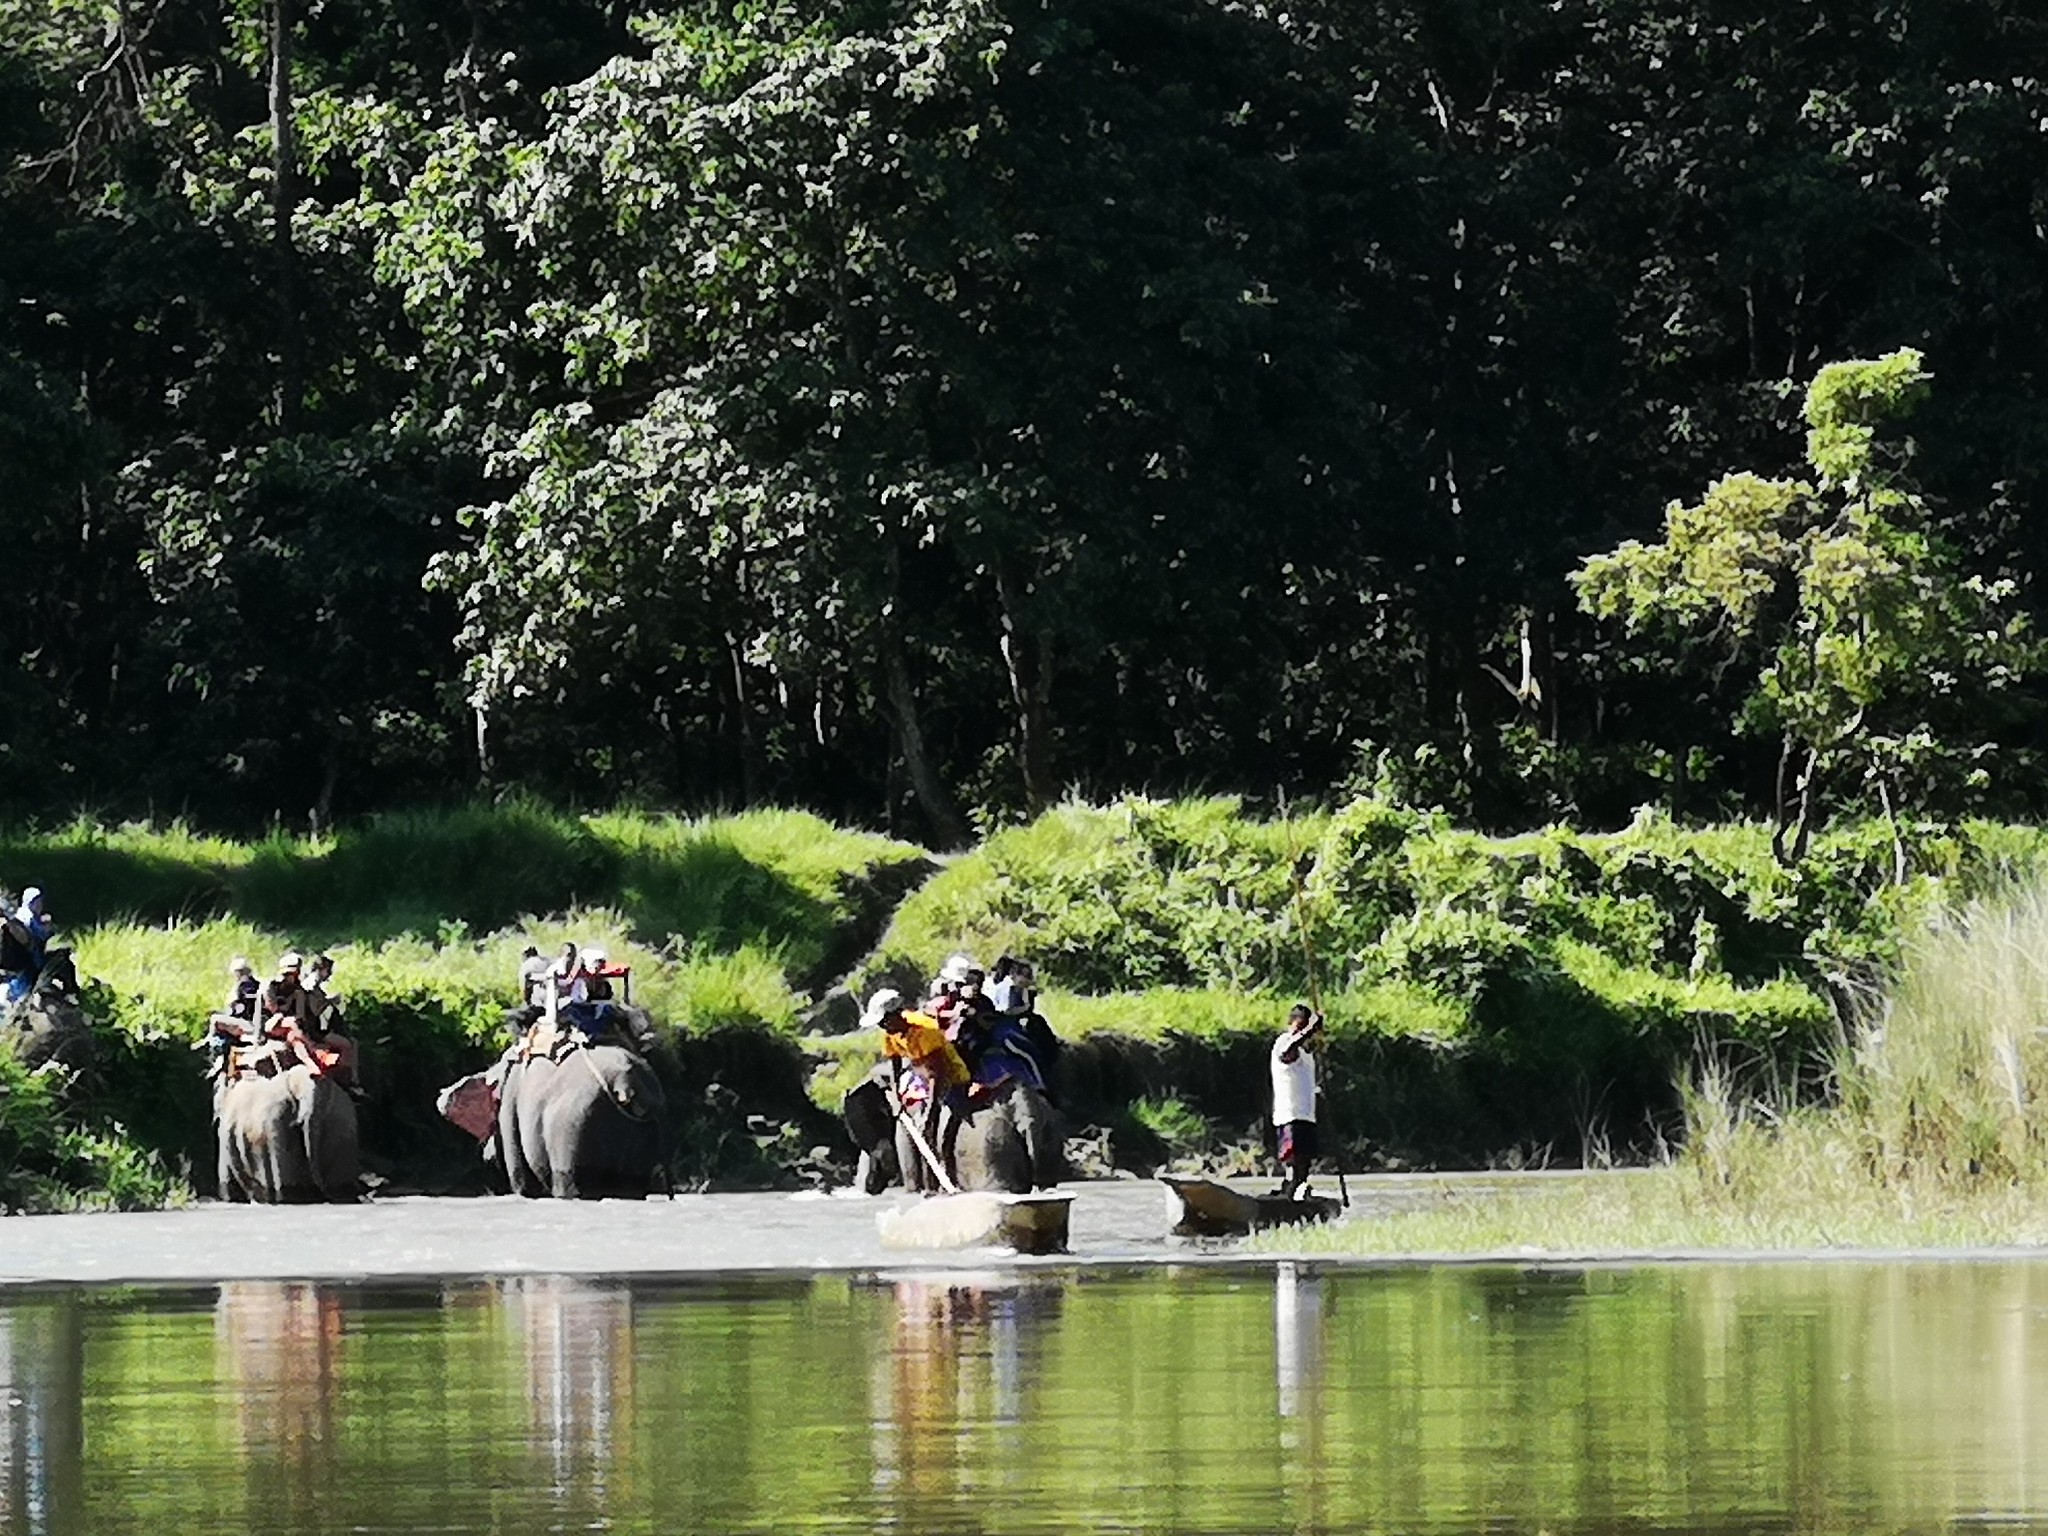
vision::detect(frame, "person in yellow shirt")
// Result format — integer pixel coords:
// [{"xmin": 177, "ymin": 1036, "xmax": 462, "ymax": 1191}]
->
[
  {"xmin": 864, "ymin": 986, "xmax": 975, "ymax": 1191},
  {"xmin": 863, "ymin": 987, "xmax": 970, "ymax": 1099}
]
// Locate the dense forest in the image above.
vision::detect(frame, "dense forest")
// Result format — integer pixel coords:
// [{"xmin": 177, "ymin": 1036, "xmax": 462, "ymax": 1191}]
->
[{"xmin": 4, "ymin": 0, "xmax": 2046, "ymax": 842}]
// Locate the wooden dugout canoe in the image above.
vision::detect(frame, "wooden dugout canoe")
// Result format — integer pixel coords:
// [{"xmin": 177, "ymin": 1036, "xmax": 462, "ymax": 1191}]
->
[
  {"xmin": 1158, "ymin": 1174, "xmax": 1343, "ymax": 1238},
  {"xmin": 876, "ymin": 1190, "xmax": 1074, "ymax": 1255}
]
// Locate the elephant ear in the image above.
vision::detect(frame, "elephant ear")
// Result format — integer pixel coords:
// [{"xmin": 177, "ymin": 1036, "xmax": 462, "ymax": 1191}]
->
[
  {"xmin": 842, "ymin": 1079, "xmax": 895, "ymax": 1152},
  {"xmin": 585, "ymin": 1045, "xmax": 661, "ymax": 1115}
]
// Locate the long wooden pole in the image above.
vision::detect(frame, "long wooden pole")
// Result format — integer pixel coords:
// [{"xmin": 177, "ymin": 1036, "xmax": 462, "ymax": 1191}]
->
[
  {"xmin": 1279, "ymin": 793, "xmax": 1349, "ymax": 1208},
  {"xmin": 890, "ymin": 1064, "xmax": 961, "ymax": 1194}
]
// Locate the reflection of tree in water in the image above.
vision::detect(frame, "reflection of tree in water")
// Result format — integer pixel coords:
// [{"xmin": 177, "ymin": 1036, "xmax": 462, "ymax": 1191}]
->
[
  {"xmin": 0, "ymin": 1301, "xmax": 85, "ymax": 1536},
  {"xmin": 869, "ymin": 1276, "xmax": 1064, "ymax": 1516},
  {"xmin": 503, "ymin": 1277, "xmax": 635, "ymax": 1509},
  {"xmin": 215, "ymin": 1282, "xmax": 346, "ymax": 1529}
]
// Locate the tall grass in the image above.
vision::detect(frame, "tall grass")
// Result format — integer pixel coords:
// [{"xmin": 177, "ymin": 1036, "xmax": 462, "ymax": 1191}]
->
[
  {"xmin": 1843, "ymin": 883, "xmax": 2048, "ymax": 1184},
  {"xmin": 1288, "ymin": 877, "xmax": 2048, "ymax": 1255}
]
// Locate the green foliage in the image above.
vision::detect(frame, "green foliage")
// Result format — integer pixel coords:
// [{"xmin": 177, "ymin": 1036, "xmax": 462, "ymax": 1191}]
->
[
  {"xmin": 1575, "ymin": 351, "xmax": 2039, "ymax": 858},
  {"xmin": 0, "ymin": 1047, "xmax": 183, "ymax": 1214},
  {"xmin": 1, "ymin": 804, "xmax": 922, "ymax": 1203},
  {"xmin": 4, "ymin": 803, "xmax": 924, "ymax": 951},
  {"xmin": 865, "ymin": 797, "xmax": 1320, "ymax": 995}
]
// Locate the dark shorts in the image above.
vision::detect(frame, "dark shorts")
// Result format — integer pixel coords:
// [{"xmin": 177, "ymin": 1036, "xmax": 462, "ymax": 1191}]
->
[{"xmin": 1277, "ymin": 1120, "xmax": 1318, "ymax": 1167}]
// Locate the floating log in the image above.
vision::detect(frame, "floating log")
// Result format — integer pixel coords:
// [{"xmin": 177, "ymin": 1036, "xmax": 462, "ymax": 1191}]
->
[
  {"xmin": 876, "ymin": 1190, "xmax": 1073, "ymax": 1254},
  {"xmin": 1158, "ymin": 1174, "xmax": 1343, "ymax": 1238}
]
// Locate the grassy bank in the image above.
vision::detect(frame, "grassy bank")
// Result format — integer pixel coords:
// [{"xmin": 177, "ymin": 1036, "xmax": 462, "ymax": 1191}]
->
[
  {"xmin": 0, "ymin": 805, "xmax": 929, "ymax": 1209},
  {"xmin": 1276, "ymin": 876, "xmax": 2048, "ymax": 1255},
  {"xmin": 8, "ymin": 795, "xmax": 2048, "ymax": 1214},
  {"xmin": 846, "ymin": 797, "xmax": 2047, "ymax": 1169}
]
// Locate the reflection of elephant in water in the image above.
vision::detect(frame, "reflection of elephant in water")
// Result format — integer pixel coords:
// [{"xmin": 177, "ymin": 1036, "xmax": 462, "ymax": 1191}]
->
[
  {"xmin": 843, "ymin": 1067, "xmax": 1063, "ymax": 1194},
  {"xmin": 499, "ymin": 1043, "xmax": 666, "ymax": 1199},
  {"xmin": 215, "ymin": 1065, "xmax": 360, "ymax": 1202}
]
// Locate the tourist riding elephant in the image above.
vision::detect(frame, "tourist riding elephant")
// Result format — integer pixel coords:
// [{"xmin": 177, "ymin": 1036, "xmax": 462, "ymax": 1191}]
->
[
  {"xmin": 498, "ymin": 1039, "xmax": 667, "ymax": 1200},
  {"xmin": 215, "ymin": 1062, "xmax": 360, "ymax": 1203},
  {"xmin": 843, "ymin": 1066, "xmax": 1063, "ymax": 1194}
]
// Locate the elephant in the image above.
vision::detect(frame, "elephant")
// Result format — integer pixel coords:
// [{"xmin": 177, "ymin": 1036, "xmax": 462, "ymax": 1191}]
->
[
  {"xmin": 4, "ymin": 992, "xmax": 93, "ymax": 1074},
  {"xmin": 215, "ymin": 1061, "xmax": 360, "ymax": 1203},
  {"xmin": 497, "ymin": 1038, "xmax": 667, "ymax": 1200},
  {"xmin": 842, "ymin": 1065, "xmax": 1064, "ymax": 1195}
]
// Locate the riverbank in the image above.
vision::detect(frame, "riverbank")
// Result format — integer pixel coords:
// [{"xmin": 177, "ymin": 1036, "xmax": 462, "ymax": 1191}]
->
[{"xmin": 7, "ymin": 797, "xmax": 2047, "ymax": 1212}]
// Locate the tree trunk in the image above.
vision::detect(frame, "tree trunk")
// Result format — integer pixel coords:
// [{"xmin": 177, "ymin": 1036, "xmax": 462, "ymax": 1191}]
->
[
  {"xmin": 993, "ymin": 565, "xmax": 1055, "ymax": 813},
  {"xmin": 1770, "ymin": 733, "xmax": 1796, "ymax": 866},
  {"xmin": 722, "ymin": 626, "xmax": 759, "ymax": 804},
  {"xmin": 1772, "ymin": 738, "xmax": 1820, "ymax": 868},
  {"xmin": 881, "ymin": 634, "xmax": 969, "ymax": 849},
  {"xmin": 269, "ymin": 0, "xmax": 301, "ymax": 432}
]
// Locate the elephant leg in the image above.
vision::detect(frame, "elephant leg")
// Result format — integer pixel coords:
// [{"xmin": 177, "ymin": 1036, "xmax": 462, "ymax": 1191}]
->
[
  {"xmin": 895, "ymin": 1122, "xmax": 928, "ymax": 1194},
  {"xmin": 1019, "ymin": 1093, "xmax": 1066, "ymax": 1190},
  {"xmin": 500, "ymin": 1068, "xmax": 548, "ymax": 1198},
  {"xmin": 216, "ymin": 1133, "xmax": 248, "ymax": 1203},
  {"xmin": 857, "ymin": 1148, "xmax": 891, "ymax": 1195},
  {"xmin": 309, "ymin": 1085, "xmax": 360, "ymax": 1202}
]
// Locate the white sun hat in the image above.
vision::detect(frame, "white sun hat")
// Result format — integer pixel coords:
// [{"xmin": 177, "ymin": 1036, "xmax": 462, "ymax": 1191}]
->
[{"xmin": 861, "ymin": 988, "xmax": 905, "ymax": 1029}]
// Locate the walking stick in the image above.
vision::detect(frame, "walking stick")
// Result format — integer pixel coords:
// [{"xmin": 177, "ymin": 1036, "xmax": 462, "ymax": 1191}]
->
[{"xmin": 1279, "ymin": 792, "xmax": 1350, "ymax": 1208}]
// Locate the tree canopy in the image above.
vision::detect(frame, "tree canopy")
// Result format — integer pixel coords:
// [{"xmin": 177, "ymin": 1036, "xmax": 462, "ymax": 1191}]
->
[{"xmin": 5, "ymin": 0, "xmax": 2048, "ymax": 841}]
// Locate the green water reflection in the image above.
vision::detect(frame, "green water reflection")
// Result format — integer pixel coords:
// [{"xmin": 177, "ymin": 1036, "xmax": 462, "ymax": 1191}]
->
[{"xmin": 2, "ymin": 1262, "xmax": 2046, "ymax": 1534}]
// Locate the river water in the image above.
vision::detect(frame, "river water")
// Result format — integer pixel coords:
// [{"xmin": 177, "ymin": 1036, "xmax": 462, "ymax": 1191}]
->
[{"xmin": 5, "ymin": 1186, "xmax": 2048, "ymax": 1533}]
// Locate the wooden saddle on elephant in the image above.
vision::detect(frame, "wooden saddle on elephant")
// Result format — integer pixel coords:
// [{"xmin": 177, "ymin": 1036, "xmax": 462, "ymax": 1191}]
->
[
  {"xmin": 520, "ymin": 1004, "xmax": 649, "ymax": 1061},
  {"xmin": 225, "ymin": 1030, "xmax": 355, "ymax": 1083},
  {"xmin": 224, "ymin": 1038, "xmax": 289, "ymax": 1081}
]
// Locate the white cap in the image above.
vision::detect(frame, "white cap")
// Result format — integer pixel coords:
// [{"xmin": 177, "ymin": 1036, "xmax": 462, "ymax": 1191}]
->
[
  {"xmin": 861, "ymin": 988, "xmax": 905, "ymax": 1029},
  {"xmin": 228, "ymin": 956, "xmax": 252, "ymax": 975},
  {"xmin": 582, "ymin": 944, "xmax": 609, "ymax": 966},
  {"xmin": 939, "ymin": 953, "xmax": 980, "ymax": 984},
  {"xmin": 278, "ymin": 951, "xmax": 303, "ymax": 972}
]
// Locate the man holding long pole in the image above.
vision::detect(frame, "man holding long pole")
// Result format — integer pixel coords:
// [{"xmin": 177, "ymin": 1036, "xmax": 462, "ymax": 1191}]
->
[{"xmin": 1269, "ymin": 1003, "xmax": 1324, "ymax": 1200}]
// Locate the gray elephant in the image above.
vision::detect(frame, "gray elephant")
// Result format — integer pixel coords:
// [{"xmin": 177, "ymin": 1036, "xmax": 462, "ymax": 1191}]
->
[
  {"xmin": 4, "ymin": 993, "xmax": 93, "ymax": 1074},
  {"xmin": 497, "ymin": 1039, "xmax": 666, "ymax": 1199},
  {"xmin": 842, "ymin": 1065, "xmax": 1063, "ymax": 1194},
  {"xmin": 215, "ymin": 1062, "xmax": 360, "ymax": 1203}
]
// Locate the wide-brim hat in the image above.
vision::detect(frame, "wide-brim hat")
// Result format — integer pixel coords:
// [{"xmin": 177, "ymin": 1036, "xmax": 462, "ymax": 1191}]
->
[{"xmin": 861, "ymin": 987, "xmax": 904, "ymax": 1029}]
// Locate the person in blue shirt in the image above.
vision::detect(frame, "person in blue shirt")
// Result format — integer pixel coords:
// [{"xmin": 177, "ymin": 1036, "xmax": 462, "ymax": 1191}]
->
[{"xmin": 4, "ymin": 887, "xmax": 55, "ymax": 1005}]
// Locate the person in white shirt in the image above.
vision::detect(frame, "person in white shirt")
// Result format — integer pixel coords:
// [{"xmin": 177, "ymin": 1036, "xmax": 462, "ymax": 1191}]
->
[
  {"xmin": 517, "ymin": 945, "xmax": 552, "ymax": 1008},
  {"xmin": 1269, "ymin": 1004, "xmax": 1323, "ymax": 1199}
]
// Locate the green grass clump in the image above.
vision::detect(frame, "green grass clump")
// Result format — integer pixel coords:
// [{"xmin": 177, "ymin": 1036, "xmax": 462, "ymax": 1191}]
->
[
  {"xmin": 1274, "ymin": 876, "xmax": 2048, "ymax": 1255},
  {"xmin": 0, "ymin": 1047, "xmax": 185, "ymax": 1214},
  {"xmin": 4, "ymin": 802, "xmax": 927, "ymax": 961},
  {"xmin": 867, "ymin": 797, "xmax": 1325, "ymax": 995}
]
